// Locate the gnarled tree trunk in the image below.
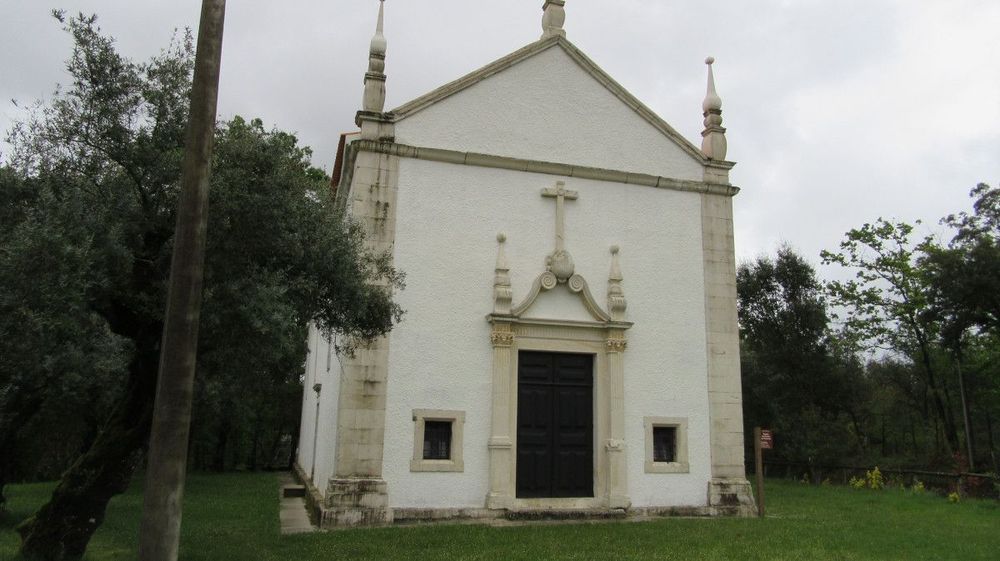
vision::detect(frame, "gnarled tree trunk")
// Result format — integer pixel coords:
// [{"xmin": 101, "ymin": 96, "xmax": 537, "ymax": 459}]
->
[{"xmin": 16, "ymin": 342, "xmax": 158, "ymax": 561}]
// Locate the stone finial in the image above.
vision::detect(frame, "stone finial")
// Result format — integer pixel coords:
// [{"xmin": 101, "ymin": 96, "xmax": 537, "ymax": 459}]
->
[
  {"xmin": 362, "ymin": 0, "xmax": 387, "ymax": 114},
  {"xmin": 700, "ymin": 56, "xmax": 728, "ymax": 160},
  {"xmin": 493, "ymin": 233, "xmax": 512, "ymax": 315},
  {"xmin": 541, "ymin": 0, "xmax": 567, "ymax": 39},
  {"xmin": 607, "ymin": 245, "xmax": 627, "ymax": 321}
]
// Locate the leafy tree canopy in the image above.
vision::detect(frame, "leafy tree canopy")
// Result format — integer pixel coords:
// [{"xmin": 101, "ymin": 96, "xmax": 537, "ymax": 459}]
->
[
  {"xmin": 738, "ymin": 246, "xmax": 860, "ymax": 464},
  {"xmin": 922, "ymin": 183, "xmax": 1000, "ymax": 344},
  {"xmin": 1, "ymin": 12, "xmax": 402, "ymax": 560}
]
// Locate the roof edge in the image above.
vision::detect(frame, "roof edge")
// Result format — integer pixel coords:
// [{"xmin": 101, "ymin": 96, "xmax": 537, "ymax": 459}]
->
[
  {"xmin": 389, "ymin": 36, "xmax": 729, "ymax": 167},
  {"xmin": 390, "ymin": 35, "xmax": 563, "ymax": 119},
  {"xmin": 553, "ymin": 38, "xmax": 709, "ymax": 164}
]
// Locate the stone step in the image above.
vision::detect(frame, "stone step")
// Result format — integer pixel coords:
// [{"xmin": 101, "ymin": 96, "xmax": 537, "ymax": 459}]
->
[
  {"xmin": 504, "ymin": 508, "xmax": 627, "ymax": 521},
  {"xmin": 280, "ymin": 497, "xmax": 316, "ymax": 535},
  {"xmin": 282, "ymin": 484, "xmax": 307, "ymax": 498}
]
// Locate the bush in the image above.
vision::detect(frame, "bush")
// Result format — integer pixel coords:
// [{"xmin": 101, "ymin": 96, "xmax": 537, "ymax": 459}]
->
[{"xmin": 866, "ymin": 467, "xmax": 885, "ymax": 490}]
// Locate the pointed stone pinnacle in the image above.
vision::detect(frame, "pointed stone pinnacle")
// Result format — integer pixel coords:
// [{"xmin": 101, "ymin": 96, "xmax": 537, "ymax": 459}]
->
[{"xmin": 542, "ymin": 0, "xmax": 567, "ymax": 39}]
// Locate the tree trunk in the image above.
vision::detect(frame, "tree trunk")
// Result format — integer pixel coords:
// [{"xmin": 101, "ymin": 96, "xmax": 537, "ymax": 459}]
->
[
  {"xmin": 916, "ymin": 337, "xmax": 960, "ymax": 455},
  {"xmin": 955, "ymin": 356, "xmax": 975, "ymax": 471},
  {"xmin": 287, "ymin": 417, "xmax": 300, "ymax": 470},
  {"xmin": 847, "ymin": 409, "xmax": 867, "ymax": 454},
  {"xmin": 0, "ymin": 385, "xmax": 47, "ymax": 512},
  {"xmin": 213, "ymin": 417, "xmax": 229, "ymax": 471},
  {"xmin": 16, "ymin": 346, "xmax": 158, "ymax": 561},
  {"xmin": 933, "ymin": 415, "xmax": 941, "ymax": 456},
  {"xmin": 987, "ymin": 410, "xmax": 998, "ymax": 474},
  {"xmin": 265, "ymin": 425, "xmax": 284, "ymax": 471},
  {"xmin": 137, "ymin": 2, "xmax": 225, "ymax": 559},
  {"xmin": 249, "ymin": 420, "xmax": 261, "ymax": 471},
  {"xmin": 881, "ymin": 416, "xmax": 887, "ymax": 457}
]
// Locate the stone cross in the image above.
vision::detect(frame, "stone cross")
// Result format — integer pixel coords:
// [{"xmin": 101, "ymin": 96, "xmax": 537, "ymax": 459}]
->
[{"xmin": 541, "ymin": 181, "xmax": 578, "ymax": 252}]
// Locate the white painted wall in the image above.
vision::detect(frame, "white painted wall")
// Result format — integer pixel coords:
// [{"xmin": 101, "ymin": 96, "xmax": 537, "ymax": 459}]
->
[
  {"xmin": 295, "ymin": 328, "xmax": 319, "ymax": 478},
  {"xmin": 382, "ymin": 157, "xmax": 712, "ymax": 509},
  {"xmin": 394, "ymin": 45, "xmax": 705, "ymax": 182},
  {"xmin": 296, "ymin": 327, "xmax": 341, "ymax": 498}
]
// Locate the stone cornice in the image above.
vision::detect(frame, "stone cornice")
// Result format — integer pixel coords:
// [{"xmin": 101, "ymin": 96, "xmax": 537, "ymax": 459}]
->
[
  {"xmin": 487, "ymin": 315, "xmax": 633, "ymax": 332},
  {"xmin": 352, "ymin": 140, "xmax": 740, "ymax": 197}
]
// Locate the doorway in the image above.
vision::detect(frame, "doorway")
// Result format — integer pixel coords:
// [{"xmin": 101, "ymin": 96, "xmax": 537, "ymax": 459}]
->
[{"xmin": 516, "ymin": 351, "xmax": 594, "ymax": 498}]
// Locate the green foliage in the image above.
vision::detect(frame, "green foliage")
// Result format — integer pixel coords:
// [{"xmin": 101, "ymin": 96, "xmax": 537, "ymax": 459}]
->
[
  {"xmin": 866, "ymin": 466, "xmax": 885, "ymax": 490},
  {"xmin": 737, "ymin": 246, "xmax": 863, "ymax": 465},
  {"xmin": 821, "ymin": 219, "xmax": 935, "ymax": 353},
  {"xmin": 821, "ymin": 217, "xmax": 964, "ymax": 457},
  {"xmin": 923, "ymin": 183, "xmax": 1000, "ymax": 341},
  {"xmin": 848, "ymin": 468, "xmax": 886, "ymax": 491},
  {"xmin": 819, "ymin": 186, "xmax": 1000, "ymax": 471},
  {"xmin": 0, "ymin": 169, "xmax": 133, "ymax": 489},
  {"xmin": 948, "ymin": 491, "xmax": 961, "ymax": 503},
  {"xmin": 1, "ymin": 13, "xmax": 402, "ymax": 553}
]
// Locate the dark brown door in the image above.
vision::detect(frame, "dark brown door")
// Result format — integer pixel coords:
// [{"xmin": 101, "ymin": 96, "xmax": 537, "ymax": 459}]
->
[{"xmin": 516, "ymin": 351, "xmax": 594, "ymax": 498}]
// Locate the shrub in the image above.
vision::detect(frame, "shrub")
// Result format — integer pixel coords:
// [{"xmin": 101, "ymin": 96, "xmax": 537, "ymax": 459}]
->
[
  {"xmin": 850, "ymin": 476, "xmax": 866, "ymax": 490},
  {"xmin": 948, "ymin": 492, "xmax": 961, "ymax": 503},
  {"xmin": 866, "ymin": 467, "xmax": 884, "ymax": 490}
]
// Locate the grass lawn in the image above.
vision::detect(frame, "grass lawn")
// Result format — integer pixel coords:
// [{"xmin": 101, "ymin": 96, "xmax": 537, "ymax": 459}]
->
[{"xmin": 2, "ymin": 474, "xmax": 998, "ymax": 560}]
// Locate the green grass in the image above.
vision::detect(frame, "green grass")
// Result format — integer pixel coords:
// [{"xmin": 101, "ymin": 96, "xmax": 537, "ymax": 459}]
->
[{"xmin": 2, "ymin": 474, "xmax": 998, "ymax": 560}]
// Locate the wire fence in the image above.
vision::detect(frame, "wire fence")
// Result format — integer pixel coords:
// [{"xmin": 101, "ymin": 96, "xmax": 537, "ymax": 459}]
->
[{"xmin": 761, "ymin": 460, "xmax": 999, "ymax": 498}]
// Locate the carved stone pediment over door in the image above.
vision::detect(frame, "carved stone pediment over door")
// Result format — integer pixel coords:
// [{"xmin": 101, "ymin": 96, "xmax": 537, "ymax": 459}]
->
[{"xmin": 485, "ymin": 181, "xmax": 632, "ymax": 511}]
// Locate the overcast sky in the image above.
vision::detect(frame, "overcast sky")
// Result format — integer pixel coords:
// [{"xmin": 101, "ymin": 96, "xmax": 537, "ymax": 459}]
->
[{"xmin": 2, "ymin": 0, "xmax": 998, "ymax": 273}]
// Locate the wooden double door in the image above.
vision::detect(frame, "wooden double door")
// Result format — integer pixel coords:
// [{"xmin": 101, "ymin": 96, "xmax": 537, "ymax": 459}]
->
[{"xmin": 516, "ymin": 351, "xmax": 594, "ymax": 498}]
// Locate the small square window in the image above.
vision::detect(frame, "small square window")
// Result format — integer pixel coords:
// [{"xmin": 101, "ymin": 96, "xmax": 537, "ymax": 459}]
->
[
  {"xmin": 652, "ymin": 426, "xmax": 677, "ymax": 463},
  {"xmin": 423, "ymin": 421, "xmax": 452, "ymax": 460},
  {"xmin": 644, "ymin": 417, "xmax": 689, "ymax": 474},
  {"xmin": 411, "ymin": 410, "xmax": 465, "ymax": 472}
]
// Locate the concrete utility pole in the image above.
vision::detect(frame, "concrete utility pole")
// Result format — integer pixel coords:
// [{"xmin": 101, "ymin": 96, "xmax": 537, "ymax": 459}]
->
[{"xmin": 138, "ymin": 1, "xmax": 225, "ymax": 560}]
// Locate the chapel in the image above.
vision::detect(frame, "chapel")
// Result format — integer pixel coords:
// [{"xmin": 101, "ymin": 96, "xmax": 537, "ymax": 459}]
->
[{"xmin": 295, "ymin": 0, "xmax": 756, "ymax": 527}]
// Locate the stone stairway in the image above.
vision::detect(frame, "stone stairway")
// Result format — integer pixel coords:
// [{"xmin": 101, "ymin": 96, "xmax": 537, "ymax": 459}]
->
[{"xmin": 278, "ymin": 473, "xmax": 316, "ymax": 535}]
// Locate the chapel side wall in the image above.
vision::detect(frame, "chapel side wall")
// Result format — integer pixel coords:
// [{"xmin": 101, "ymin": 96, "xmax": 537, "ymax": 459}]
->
[
  {"xmin": 382, "ymin": 157, "xmax": 713, "ymax": 509},
  {"xmin": 313, "ymin": 334, "xmax": 342, "ymax": 499},
  {"xmin": 296, "ymin": 326, "xmax": 341, "ymax": 499},
  {"xmin": 295, "ymin": 326, "xmax": 320, "ymax": 480}
]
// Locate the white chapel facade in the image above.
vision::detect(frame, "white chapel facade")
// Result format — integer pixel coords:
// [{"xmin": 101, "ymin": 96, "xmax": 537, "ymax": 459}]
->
[{"xmin": 296, "ymin": 0, "xmax": 756, "ymax": 527}]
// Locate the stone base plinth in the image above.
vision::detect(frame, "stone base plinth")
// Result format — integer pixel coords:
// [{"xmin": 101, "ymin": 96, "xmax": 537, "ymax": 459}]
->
[
  {"xmin": 322, "ymin": 478, "xmax": 393, "ymax": 527},
  {"xmin": 707, "ymin": 478, "xmax": 757, "ymax": 517}
]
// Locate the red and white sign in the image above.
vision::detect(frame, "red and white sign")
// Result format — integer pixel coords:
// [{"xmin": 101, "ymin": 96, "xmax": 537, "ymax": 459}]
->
[{"xmin": 760, "ymin": 429, "xmax": 774, "ymax": 450}]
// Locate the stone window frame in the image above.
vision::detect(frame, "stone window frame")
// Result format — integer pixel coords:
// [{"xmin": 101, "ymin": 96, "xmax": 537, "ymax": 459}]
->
[
  {"xmin": 410, "ymin": 409, "xmax": 465, "ymax": 472},
  {"xmin": 643, "ymin": 416, "xmax": 689, "ymax": 474}
]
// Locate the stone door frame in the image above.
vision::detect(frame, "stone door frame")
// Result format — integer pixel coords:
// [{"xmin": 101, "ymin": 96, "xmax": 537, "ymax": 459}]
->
[{"xmin": 486, "ymin": 317, "xmax": 630, "ymax": 511}]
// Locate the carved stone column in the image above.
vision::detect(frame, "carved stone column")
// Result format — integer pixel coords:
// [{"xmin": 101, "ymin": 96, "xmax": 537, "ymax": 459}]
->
[
  {"xmin": 702, "ymin": 192, "xmax": 755, "ymax": 516},
  {"xmin": 604, "ymin": 246, "xmax": 629, "ymax": 508},
  {"xmin": 605, "ymin": 331, "xmax": 629, "ymax": 509},
  {"xmin": 486, "ymin": 322, "xmax": 515, "ymax": 509},
  {"xmin": 326, "ymin": 145, "xmax": 398, "ymax": 526}
]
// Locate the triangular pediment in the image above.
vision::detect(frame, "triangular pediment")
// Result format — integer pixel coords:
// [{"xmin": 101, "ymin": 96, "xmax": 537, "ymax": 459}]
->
[{"xmin": 391, "ymin": 36, "xmax": 713, "ymax": 182}]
